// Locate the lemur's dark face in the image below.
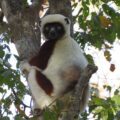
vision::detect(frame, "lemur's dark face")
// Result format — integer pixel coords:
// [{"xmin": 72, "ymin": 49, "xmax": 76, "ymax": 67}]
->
[{"xmin": 43, "ymin": 22, "xmax": 65, "ymax": 40}]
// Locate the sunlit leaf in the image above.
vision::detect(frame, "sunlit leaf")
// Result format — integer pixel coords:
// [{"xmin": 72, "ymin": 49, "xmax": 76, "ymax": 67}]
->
[
  {"xmin": 43, "ymin": 108, "xmax": 57, "ymax": 120},
  {"xmin": 99, "ymin": 15, "xmax": 111, "ymax": 28},
  {"xmin": 104, "ymin": 50, "xmax": 111, "ymax": 61},
  {"xmin": 112, "ymin": 95, "xmax": 120, "ymax": 106},
  {"xmin": 102, "ymin": 4, "xmax": 116, "ymax": 18}
]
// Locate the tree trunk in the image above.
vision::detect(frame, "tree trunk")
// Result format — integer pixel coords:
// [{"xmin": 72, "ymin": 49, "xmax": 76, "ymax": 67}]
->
[{"xmin": 1, "ymin": 0, "xmax": 41, "ymax": 60}]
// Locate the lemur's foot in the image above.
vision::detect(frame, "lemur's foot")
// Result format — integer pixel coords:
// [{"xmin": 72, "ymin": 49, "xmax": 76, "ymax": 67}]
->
[{"xmin": 33, "ymin": 108, "xmax": 43, "ymax": 116}]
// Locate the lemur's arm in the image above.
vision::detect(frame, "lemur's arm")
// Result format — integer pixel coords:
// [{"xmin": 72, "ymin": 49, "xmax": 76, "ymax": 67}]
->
[
  {"xmin": 19, "ymin": 38, "xmax": 55, "ymax": 96},
  {"xmin": 29, "ymin": 39, "xmax": 56, "ymax": 70},
  {"xmin": 19, "ymin": 39, "xmax": 54, "ymax": 73},
  {"xmin": 19, "ymin": 58, "xmax": 53, "ymax": 96}
]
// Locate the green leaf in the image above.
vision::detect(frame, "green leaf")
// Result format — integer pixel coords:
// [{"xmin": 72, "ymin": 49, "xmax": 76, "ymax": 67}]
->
[
  {"xmin": 72, "ymin": 2, "xmax": 78, "ymax": 8},
  {"xmin": 113, "ymin": 15, "xmax": 120, "ymax": 39},
  {"xmin": 2, "ymin": 69, "xmax": 13, "ymax": 78},
  {"xmin": 86, "ymin": 54, "xmax": 94, "ymax": 65},
  {"xmin": 0, "ymin": 50, "xmax": 5, "ymax": 58},
  {"xmin": 112, "ymin": 95, "xmax": 120, "ymax": 106},
  {"xmin": 102, "ymin": 4, "xmax": 116, "ymax": 18},
  {"xmin": 101, "ymin": 109, "xmax": 108, "ymax": 120},
  {"xmin": 91, "ymin": 0, "xmax": 97, "ymax": 5},
  {"xmin": 54, "ymin": 99, "xmax": 64, "ymax": 113},
  {"xmin": 78, "ymin": 15, "xmax": 87, "ymax": 30},
  {"xmin": 0, "ymin": 46, "xmax": 5, "ymax": 58},
  {"xmin": 3, "ymin": 96, "xmax": 12, "ymax": 108},
  {"xmin": 43, "ymin": 108, "xmax": 57, "ymax": 120},
  {"xmin": 4, "ymin": 54, "xmax": 11, "ymax": 62},
  {"xmin": 114, "ymin": 0, "xmax": 120, "ymax": 6},
  {"xmin": 0, "ymin": 117, "xmax": 10, "ymax": 120},
  {"xmin": 94, "ymin": 106, "xmax": 103, "ymax": 114},
  {"xmin": 104, "ymin": 50, "xmax": 111, "ymax": 61},
  {"xmin": 0, "ymin": 87, "xmax": 6, "ymax": 93},
  {"xmin": 14, "ymin": 115, "xmax": 25, "ymax": 120},
  {"xmin": 103, "ymin": 85, "xmax": 112, "ymax": 92},
  {"xmin": 115, "ymin": 111, "xmax": 120, "ymax": 119},
  {"xmin": 114, "ymin": 89, "xmax": 120, "ymax": 95},
  {"xmin": 82, "ymin": 1, "xmax": 89, "ymax": 19}
]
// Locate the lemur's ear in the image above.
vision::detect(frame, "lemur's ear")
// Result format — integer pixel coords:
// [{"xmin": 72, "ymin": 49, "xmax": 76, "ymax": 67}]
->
[{"xmin": 64, "ymin": 18, "xmax": 70, "ymax": 24}]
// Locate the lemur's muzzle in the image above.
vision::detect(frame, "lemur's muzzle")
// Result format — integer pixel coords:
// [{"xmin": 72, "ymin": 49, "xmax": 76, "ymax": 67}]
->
[{"xmin": 49, "ymin": 28, "xmax": 57, "ymax": 40}]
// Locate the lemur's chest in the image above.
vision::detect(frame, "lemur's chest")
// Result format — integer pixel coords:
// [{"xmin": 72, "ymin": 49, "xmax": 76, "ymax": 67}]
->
[
  {"xmin": 42, "ymin": 39, "xmax": 82, "ymax": 96},
  {"xmin": 43, "ymin": 38, "xmax": 82, "ymax": 82},
  {"xmin": 48, "ymin": 38, "xmax": 83, "ymax": 67}
]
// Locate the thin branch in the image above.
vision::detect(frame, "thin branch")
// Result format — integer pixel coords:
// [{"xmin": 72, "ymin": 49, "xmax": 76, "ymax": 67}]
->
[
  {"xmin": 0, "ymin": 11, "xmax": 4, "ymax": 23},
  {"xmin": 11, "ymin": 88, "xmax": 30, "ymax": 109}
]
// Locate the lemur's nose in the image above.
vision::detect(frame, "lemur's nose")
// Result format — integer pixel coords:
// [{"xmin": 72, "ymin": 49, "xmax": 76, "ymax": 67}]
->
[{"xmin": 49, "ymin": 28, "xmax": 56, "ymax": 36}]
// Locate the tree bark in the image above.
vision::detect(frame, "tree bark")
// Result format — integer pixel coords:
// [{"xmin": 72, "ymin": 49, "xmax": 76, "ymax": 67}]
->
[{"xmin": 1, "ymin": 0, "xmax": 42, "ymax": 60}]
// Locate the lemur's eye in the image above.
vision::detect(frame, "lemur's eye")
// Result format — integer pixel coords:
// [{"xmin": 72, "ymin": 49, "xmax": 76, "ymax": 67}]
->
[
  {"xmin": 44, "ymin": 26, "xmax": 49, "ymax": 31},
  {"xmin": 57, "ymin": 26, "xmax": 62, "ymax": 30}
]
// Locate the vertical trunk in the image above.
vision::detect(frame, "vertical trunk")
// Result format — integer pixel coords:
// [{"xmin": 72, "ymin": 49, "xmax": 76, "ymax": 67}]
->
[{"xmin": 1, "ymin": 0, "xmax": 42, "ymax": 60}]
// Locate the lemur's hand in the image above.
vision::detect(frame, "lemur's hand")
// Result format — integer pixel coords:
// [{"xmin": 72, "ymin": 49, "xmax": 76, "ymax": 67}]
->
[
  {"xmin": 20, "ymin": 60, "xmax": 42, "ymax": 75},
  {"xmin": 19, "ymin": 60, "xmax": 31, "ymax": 74}
]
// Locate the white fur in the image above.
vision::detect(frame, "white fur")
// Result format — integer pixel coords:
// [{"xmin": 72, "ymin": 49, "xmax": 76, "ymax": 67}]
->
[
  {"xmin": 43, "ymin": 36, "xmax": 88, "ymax": 96},
  {"xmin": 21, "ymin": 14, "xmax": 88, "ymax": 111},
  {"xmin": 20, "ymin": 63, "xmax": 55, "ymax": 109},
  {"xmin": 41, "ymin": 14, "xmax": 71, "ymax": 39},
  {"xmin": 28, "ymin": 69, "xmax": 54, "ymax": 109}
]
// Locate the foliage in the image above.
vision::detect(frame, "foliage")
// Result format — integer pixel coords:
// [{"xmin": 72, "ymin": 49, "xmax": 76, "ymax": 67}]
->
[
  {"xmin": 89, "ymin": 89, "xmax": 120, "ymax": 120},
  {"xmin": 0, "ymin": 0, "xmax": 120, "ymax": 120},
  {"xmin": 72, "ymin": 1, "xmax": 120, "ymax": 119},
  {"xmin": 0, "ymin": 35, "xmax": 29, "ymax": 119},
  {"xmin": 73, "ymin": 0, "xmax": 120, "ymax": 52}
]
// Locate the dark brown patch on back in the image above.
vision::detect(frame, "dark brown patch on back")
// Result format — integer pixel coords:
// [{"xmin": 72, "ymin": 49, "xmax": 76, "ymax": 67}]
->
[
  {"xmin": 36, "ymin": 70, "xmax": 53, "ymax": 95},
  {"xmin": 29, "ymin": 39, "xmax": 57, "ymax": 70}
]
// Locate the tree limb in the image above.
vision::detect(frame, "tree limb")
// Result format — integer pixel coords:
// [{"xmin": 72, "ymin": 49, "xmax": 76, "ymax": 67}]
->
[
  {"xmin": 11, "ymin": 88, "xmax": 30, "ymax": 109},
  {"xmin": 62, "ymin": 64, "xmax": 98, "ymax": 120}
]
